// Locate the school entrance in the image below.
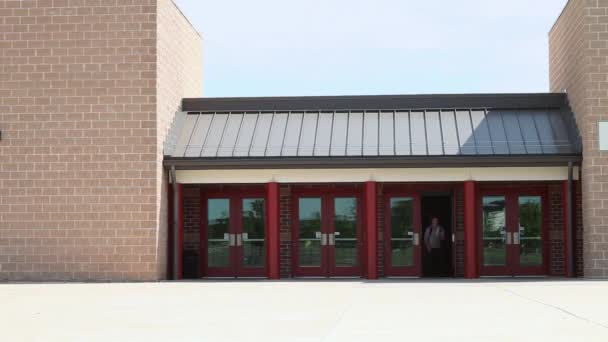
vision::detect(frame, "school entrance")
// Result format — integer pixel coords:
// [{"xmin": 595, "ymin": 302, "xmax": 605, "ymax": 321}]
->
[{"xmin": 164, "ymin": 94, "xmax": 581, "ymax": 280}]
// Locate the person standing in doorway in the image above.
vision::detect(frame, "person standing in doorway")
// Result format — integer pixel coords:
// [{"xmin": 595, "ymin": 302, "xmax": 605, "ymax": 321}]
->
[{"xmin": 424, "ymin": 217, "xmax": 446, "ymax": 276}]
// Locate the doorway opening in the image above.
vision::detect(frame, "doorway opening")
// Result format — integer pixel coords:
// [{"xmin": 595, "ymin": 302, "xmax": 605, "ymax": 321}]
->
[{"xmin": 421, "ymin": 193, "xmax": 454, "ymax": 277}]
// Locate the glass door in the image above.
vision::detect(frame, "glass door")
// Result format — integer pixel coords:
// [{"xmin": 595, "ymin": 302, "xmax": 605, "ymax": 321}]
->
[
  {"xmin": 329, "ymin": 197, "xmax": 362, "ymax": 276},
  {"xmin": 204, "ymin": 197, "xmax": 235, "ymax": 277},
  {"xmin": 292, "ymin": 189, "xmax": 363, "ymax": 277},
  {"xmin": 515, "ymin": 195, "xmax": 545, "ymax": 275},
  {"xmin": 479, "ymin": 191, "xmax": 547, "ymax": 276},
  {"xmin": 202, "ymin": 191, "xmax": 267, "ymax": 278},
  {"xmin": 237, "ymin": 198, "xmax": 266, "ymax": 277},
  {"xmin": 294, "ymin": 196, "xmax": 326, "ymax": 276},
  {"xmin": 479, "ymin": 195, "xmax": 512, "ymax": 276},
  {"xmin": 383, "ymin": 194, "xmax": 422, "ymax": 276}
]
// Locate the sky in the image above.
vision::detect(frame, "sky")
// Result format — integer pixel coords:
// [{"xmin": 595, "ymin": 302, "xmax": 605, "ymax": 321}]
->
[{"xmin": 174, "ymin": 0, "xmax": 569, "ymax": 98}]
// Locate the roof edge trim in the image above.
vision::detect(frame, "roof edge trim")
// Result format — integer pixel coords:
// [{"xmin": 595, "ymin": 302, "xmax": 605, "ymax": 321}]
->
[{"xmin": 164, "ymin": 154, "xmax": 581, "ymax": 170}]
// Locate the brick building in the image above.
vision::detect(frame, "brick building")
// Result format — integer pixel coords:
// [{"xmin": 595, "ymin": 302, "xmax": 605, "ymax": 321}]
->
[
  {"xmin": 0, "ymin": 0, "xmax": 607, "ymax": 281},
  {"xmin": 0, "ymin": 0, "xmax": 201, "ymax": 281}
]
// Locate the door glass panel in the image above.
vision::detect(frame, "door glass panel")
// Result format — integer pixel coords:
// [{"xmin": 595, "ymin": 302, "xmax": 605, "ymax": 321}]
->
[
  {"xmin": 482, "ymin": 196, "xmax": 507, "ymax": 266},
  {"xmin": 298, "ymin": 198, "xmax": 322, "ymax": 267},
  {"xmin": 334, "ymin": 197, "xmax": 357, "ymax": 267},
  {"xmin": 390, "ymin": 197, "xmax": 414, "ymax": 267},
  {"xmin": 242, "ymin": 198, "xmax": 265, "ymax": 268},
  {"xmin": 207, "ymin": 199, "xmax": 230, "ymax": 267},
  {"xmin": 518, "ymin": 196, "xmax": 542, "ymax": 266}
]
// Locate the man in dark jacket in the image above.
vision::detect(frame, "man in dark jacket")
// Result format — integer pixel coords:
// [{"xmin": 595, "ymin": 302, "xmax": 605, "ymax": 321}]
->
[{"xmin": 424, "ymin": 217, "xmax": 446, "ymax": 276}]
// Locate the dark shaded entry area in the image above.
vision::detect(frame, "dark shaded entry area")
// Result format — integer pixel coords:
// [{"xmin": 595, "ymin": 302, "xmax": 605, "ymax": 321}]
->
[{"xmin": 421, "ymin": 193, "xmax": 453, "ymax": 277}]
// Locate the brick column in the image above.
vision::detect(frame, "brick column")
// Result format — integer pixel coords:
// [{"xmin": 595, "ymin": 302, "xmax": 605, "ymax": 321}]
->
[
  {"xmin": 464, "ymin": 181, "xmax": 478, "ymax": 279},
  {"xmin": 365, "ymin": 181, "xmax": 378, "ymax": 279},
  {"xmin": 266, "ymin": 182, "xmax": 281, "ymax": 279}
]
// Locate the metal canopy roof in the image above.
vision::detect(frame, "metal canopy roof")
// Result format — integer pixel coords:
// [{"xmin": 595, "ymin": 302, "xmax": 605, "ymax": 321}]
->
[{"xmin": 164, "ymin": 93, "xmax": 581, "ymax": 168}]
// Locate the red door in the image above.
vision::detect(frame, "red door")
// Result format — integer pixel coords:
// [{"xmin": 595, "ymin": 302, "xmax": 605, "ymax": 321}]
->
[
  {"xmin": 383, "ymin": 192, "xmax": 422, "ymax": 277},
  {"xmin": 201, "ymin": 189, "xmax": 267, "ymax": 278},
  {"xmin": 292, "ymin": 188, "xmax": 363, "ymax": 277},
  {"xmin": 478, "ymin": 189, "xmax": 548, "ymax": 276}
]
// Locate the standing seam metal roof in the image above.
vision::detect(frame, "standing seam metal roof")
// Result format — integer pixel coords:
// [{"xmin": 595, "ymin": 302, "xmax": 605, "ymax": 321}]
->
[{"xmin": 164, "ymin": 94, "xmax": 581, "ymax": 159}]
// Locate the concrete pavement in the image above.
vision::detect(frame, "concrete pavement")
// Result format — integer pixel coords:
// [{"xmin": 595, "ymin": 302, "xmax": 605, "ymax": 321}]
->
[{"xmin": 1, "ymin": 279, "xmax": 607, "ymax": 341}]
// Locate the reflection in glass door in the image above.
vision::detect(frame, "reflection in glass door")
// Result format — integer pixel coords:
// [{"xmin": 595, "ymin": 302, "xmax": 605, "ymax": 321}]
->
[
  {"xmin": 203, "ymin": 192, "xmax": 266, "ymax": 278},
  {"xmin": 384, "ymin": 194, "xmax": 421, "ymax": 276},
  {"xmin": 238, "ymin": 198, "xmax": 266, "ymax": 276},
  {"xmin": 206, "ymin": 198, "xmax": 233, "ymax": 276},
  {"xmin": 293, "ymin": 191, "xmax": 362, "ymax": 277},
  {"xmin": 297, "ymin": 197, "xmax": 323, "ymax": 272},
  {"xmin": 481, "ymin": 196, "xmax": 507, "ymax": 268},
  {"xmin": 331, "ymin": 197, "xmax": 360, "ymax": 276},
  {"xmin": 517, "ymin": 196, "xmax": 543, "ymax": 271},
  {"xmin": 479, "ymin": 192, "xmax": 546, "ymax": 276}
]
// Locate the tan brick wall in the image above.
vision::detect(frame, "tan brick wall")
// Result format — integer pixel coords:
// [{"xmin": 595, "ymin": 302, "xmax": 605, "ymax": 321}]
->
[
  {"xmin": 550, "ymin": 0, "xmax": 608, "ymax": 278},
  {"xmin": 0, "ymin": 0, "xmax": 201, "ymax": 281},
  {"xmin": 155, "ymin": 0, "xmax": 202, "ymax": 278}
]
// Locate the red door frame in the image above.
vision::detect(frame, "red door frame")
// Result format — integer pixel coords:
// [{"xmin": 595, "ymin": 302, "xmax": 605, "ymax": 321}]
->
[
  {"xmin": 291, "ymin": 186, "xmax": 364, "ymax": 277},
  {"xmin": 383, "ymin": 190, "xmax": 422, "ymax": 277},
  {"xmin": 382, "ymin": 183, "xmax": 458, "ymax": 277},
  {"xmin": 477, "ymin": 186, "xmax": 549, "ymax": 276},
  {"xmin": 200, "ymin": 186, "xmax": 267, "ymax": 278}
]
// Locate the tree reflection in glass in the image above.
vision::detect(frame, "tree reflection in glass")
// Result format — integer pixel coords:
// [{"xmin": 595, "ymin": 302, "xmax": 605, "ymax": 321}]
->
[
  {"xmin": 242, "ymin": 198, "xmax": 265, "ymax": 268},
  {"xmin": 519, "ymin": 196, "xmax": 542, "ymax": 266},
  {"xmin": 482, "ymin": 196, "xmax": 506, "ymax": 266},
  {"xmin": 390, "ymin": 198, "xmax": 414, "ymax": 266},
  {"xmin": 208, "ymin": 199, "xmax": 230, "ymax": 267},
  {"xmin": 334, "ymin": 198, "xmax": 357, "ymax": 267},
  {"xmin": 299, "ymin": 198, "xmax": 322, "ymax": 266}
]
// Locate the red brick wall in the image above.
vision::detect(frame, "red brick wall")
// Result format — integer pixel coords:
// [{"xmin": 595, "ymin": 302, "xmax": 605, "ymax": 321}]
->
[
  {"xmin": 182, "ymin": 186, "xmax": 199, "ymax": 277},
  {"xmin": 279, "ymin": 185, "xmax": 292, "ymax": 278},
  {"xmin": 548, "ymin": 184, "xmax": 565, "ymax": 275},
  {"xmin": 377, "ymin": 185, "xmax": 384, "ymax": 277},
  {"xmin": 454, "ymin": 187, "xmax": 465, "ymax": 276},
  {"xmin": 575, "ymin": 179, "xmax": 584, "ymax": 276}
]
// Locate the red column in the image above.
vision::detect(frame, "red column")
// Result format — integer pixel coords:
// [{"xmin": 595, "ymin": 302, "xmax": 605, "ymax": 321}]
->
[
  {"xmin": 365, "ymin": 181, "xmax": 378, "ymax": 279},
  {"xmin": 266, "ymin": 182, "xmax": 280, "ymax": 280},
  {"xmin": 464, "ymin": 180, "xmax": 478, "ymax": 279}
]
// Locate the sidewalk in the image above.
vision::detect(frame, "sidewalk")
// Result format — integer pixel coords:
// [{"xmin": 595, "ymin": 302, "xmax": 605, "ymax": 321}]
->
[{"xmin": 1, "ymin": 279, "xmax": 607, "ymax": 341}]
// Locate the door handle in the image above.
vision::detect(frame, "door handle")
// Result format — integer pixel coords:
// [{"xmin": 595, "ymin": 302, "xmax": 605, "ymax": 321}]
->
[
  {"xmin": 413, "ymin": 233, "xmax": 419, "ymax": 246},
  {"xmin": 452, "ymin": 233, "xmax": 455, "ymax": 243},
  {"xmin": 320, "ymin": 233, "xmax": 327, "ymax": 246},
  {"xmin": 328, "ymin": 233, "xmax": 335, "ymax": 246},
  {"xmin": 506, "ymin": 232, "xmax": 512, "ymax": 245},
  {"xmin": 513, "ymin": 232, "xmax": 520, "ymax": 245}
]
